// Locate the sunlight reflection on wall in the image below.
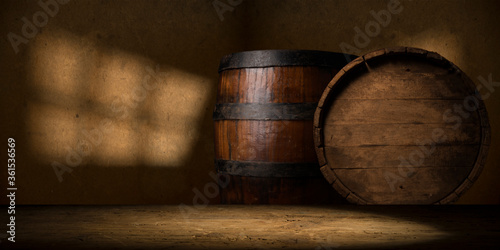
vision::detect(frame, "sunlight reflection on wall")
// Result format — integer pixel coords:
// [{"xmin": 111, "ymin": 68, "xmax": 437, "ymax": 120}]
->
[
  {"xmin": 398, "ymin": 29, "xmax": 465, "ymax": 69},
  {"xmin": 26, "ymin": 28, "xmax": 210, "ymax": 168}
]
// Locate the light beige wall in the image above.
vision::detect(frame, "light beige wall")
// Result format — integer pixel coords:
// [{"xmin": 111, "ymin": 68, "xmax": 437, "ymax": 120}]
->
[{"xmin": 1, "ymin": 0, "xmax": 498, "ymax": 204}]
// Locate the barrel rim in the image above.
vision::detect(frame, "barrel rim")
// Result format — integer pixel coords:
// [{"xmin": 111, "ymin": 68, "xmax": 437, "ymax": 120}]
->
[
  {"xmin": 218, "ymin": 50, "xmax": 357, "ymax": 72},
  {"xmin": 314, "ymin": 46, "xmax": 491, "ymax": 205}
]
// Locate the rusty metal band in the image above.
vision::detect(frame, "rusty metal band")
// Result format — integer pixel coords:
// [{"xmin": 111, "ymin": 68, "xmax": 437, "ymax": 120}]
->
[
  {"xmin": 213, "ymin": 103, "xmax": 317, "ymax": 120},
  {"xmin": 215, "ymin": 159, "xmax": 321, "ymax": 178},
  {"xmin": 218, "ymin": 50, "xmax": 357, "ymax": 72}
]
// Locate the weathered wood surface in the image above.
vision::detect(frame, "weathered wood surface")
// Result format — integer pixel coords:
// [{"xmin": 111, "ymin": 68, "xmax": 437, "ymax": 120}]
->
[
  {"xmin": 2, "ymin": 205, "xmax": 500, "ymax": 249},
  {"xmin": 331, "ymin": 71, "xmax": 473, "ymax": 100},
  {"xmin": 215, "ymin": 120, "xmax": 317, "ymax": 162},
  {"xmin": 323, "ymin": 123, "xmax": 480, "ymax": 147},
  {"xmin": 315, "ymin": 47, "xmax": 490, "ymax": 205},
  {"xmin": 324, "ymin": 145, "xmax": 480, "ymax": 168},
  {"xmin": 333, "ymin": 167, "xmax": 472, "ymax": 204},
  {"xmin": 216, "ymin": 67, "xmax": 333, "ymax": 104},
  {"xmin": 215, "ymin": 51, "xmax": 351, "ymax": 204},
  {"xmin": 324, "ymin": 99, "xmax": 480, "ymax": 124}
]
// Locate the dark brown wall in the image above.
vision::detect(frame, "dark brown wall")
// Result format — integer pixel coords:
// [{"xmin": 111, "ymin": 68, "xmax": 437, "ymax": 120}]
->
[{"xmin": 1, "ymin": 0, "xmax": 499, "ymax": 204}]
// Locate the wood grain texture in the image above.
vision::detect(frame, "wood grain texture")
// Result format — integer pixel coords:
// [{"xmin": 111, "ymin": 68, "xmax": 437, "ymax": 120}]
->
[
  {"xmin": 314, "ymin": 47, "xmax": 490, "ymax": 205},
  {"xmin": 332, "ymin": 71, "xmax": 473, "ymax": 100},
  {"xmin": 216, "ymin": 67, "xmax": 333, "ymax": 104},
  {"xmin": 215, "ymin": 120, "xmax": 316, "ymax": 162},
  {"xmin": 324, "ymin": 99, "xmax": 480, "ymax": 124},
  {"xmin": 324, "ymin": 145, "xmax": 480, "ymax": 169},
  {"xmin": 323, "ymin": 123, "xmax": 480, "ymax": 147},
  {"xmin": 5, "ymin": 205, "xmax": 500, "ymax": 249},
  {"xmin": 215, "ymin": 60, "xmax": 346, "ymax": 204},
  {"xmin": 333, "ymin": 167, "xmax": 473, "ymax": 204}
]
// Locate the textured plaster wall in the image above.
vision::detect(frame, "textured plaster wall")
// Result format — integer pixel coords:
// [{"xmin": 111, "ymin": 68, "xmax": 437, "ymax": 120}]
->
[{"xmin": 0, "ymin": 0, "xmax": 499, "ymax": 204}]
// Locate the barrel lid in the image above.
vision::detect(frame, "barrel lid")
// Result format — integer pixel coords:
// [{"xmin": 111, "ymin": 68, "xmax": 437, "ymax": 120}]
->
[
  {"xmin": 218, "ymin": 50, "xmax": 357, "ymax": 72},
  {"xmin": 314, "ymin": 47, "xmax": 490, "ymax": 205}
]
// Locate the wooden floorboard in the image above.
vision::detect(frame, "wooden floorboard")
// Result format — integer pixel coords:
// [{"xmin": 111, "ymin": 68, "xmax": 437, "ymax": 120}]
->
[{"xmin": 1, "ymin": 205, "xmax": 499, "ymax": 249}]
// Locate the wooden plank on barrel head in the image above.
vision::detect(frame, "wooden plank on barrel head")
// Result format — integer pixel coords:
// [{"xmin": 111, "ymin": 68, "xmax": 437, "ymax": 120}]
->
[
  {"xmin": 324, "ymin": 99, "xmax": 480, "ymax": 125},
  {"xmin": 333, "ymin": 167, "xmax": 471, "ymax": 204},
  {"xmin": 323, "ymin": 123, "xmax": 480, "ymax": 147},
  {"xmin": 324, "ymin": 145, "xmax": 480, "ymax": 169},
  {"xmin": 333, "ymin": 72, "xmax": 471, "ymax": 100}
]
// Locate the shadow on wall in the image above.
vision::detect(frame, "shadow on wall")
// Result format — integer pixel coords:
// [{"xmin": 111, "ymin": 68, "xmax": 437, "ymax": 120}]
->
[{"xmin": 0, "ymin": 0, "xmax": 245, "ymax": 204}]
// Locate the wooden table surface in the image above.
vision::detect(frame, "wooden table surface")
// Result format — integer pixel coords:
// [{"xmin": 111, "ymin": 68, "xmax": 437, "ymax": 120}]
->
[{"xmin": 1, "ymin": 205, "xmax": 499, "ymax": 249}]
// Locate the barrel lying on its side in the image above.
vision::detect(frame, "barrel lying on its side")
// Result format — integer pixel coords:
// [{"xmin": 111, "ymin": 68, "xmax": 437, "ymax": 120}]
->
[
  {"xmin": 315, "ymin": 47, "xmax": 491, "ymax": 204},
  {"xmin": 214, "ymin": 50, "xmax": 355, "ymax": 204}
]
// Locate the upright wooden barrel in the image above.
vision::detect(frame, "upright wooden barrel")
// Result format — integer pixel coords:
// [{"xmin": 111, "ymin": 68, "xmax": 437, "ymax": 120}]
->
[
  {"xmin": 214, "ymin": 50, "xmax": 355, "ymax": 204},
  {"xmin": 315, "ymin": 47, "xmax": 490, "ymax": 204}
]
